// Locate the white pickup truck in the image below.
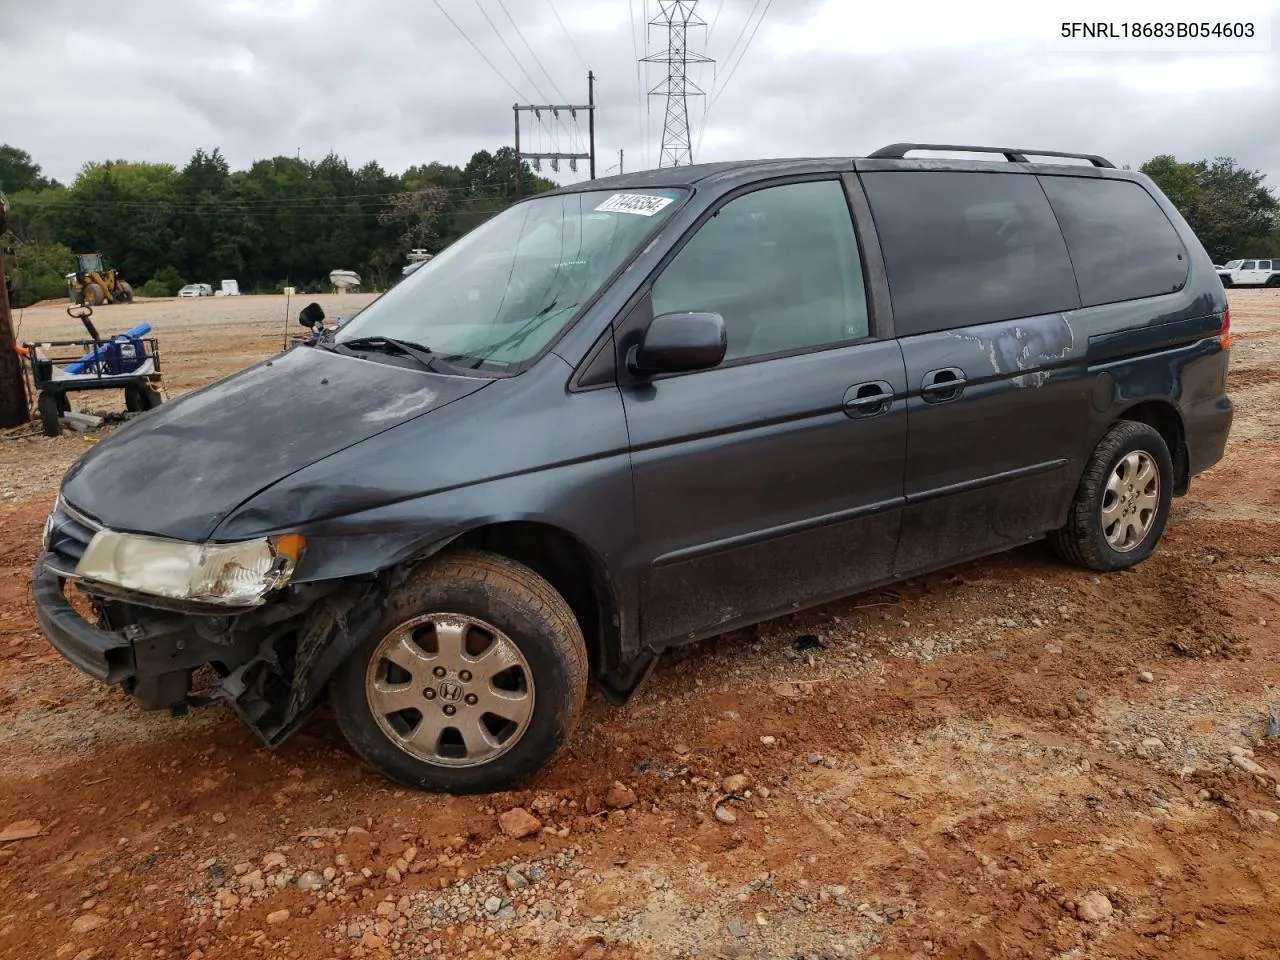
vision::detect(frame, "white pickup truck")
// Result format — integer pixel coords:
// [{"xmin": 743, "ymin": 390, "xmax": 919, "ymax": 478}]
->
[{"xmin": 1216, "ymin": 259, "xmax": 1280, "ymax": 287}]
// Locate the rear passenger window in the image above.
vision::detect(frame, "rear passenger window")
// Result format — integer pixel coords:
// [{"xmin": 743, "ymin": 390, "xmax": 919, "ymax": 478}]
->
[
  {"xmin": 1038, "ymin": 176, "xmax": 1188, "ymax": 306},
  {"xmin": 860, "ymin": 172, "xmax": 1079, "ymax": 336},
  {"xmin": 651, "ymin": 180, "xmax": 870, "ymax": 363}
]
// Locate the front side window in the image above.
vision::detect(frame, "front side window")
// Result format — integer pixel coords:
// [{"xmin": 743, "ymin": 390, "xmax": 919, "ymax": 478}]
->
[
  {"xmin": 651, "ymin": 180, "xmax": 870, "ymax": 362},
  {"xmin": 1242, "ymin": 261, "xmax": 1258, "ymax": 270},
  {"xmin": 1039, "ymin": 176, "xmax": 1188, "ymax": 306},
  {"xmin": 861, "ymin": 171, "xmax": 1079, "ymax": 336},
  {"xmin": 335, "ymin": 188, "xmax": 685, "ymax": 373}
]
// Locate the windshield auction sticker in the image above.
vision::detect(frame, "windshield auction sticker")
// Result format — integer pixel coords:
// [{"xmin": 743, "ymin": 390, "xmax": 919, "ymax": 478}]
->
[{"xmin": 595, "ymin": 194, "xmax": 675, "ymax": 216}]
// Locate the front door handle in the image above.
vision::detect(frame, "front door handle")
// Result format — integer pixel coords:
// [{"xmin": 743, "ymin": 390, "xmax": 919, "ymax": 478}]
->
[
  {"xmin": 843, "ymin": 380, "xmax": 895, "ymax": 418},
  {"xmin": 920, "ymin": 367, "xmax": 967, "ymax": 403}
]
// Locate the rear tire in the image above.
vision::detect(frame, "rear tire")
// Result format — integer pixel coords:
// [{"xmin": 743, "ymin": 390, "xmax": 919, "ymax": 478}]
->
[
  {"xmin": 82, "ymin": 283, "xmax": 105, "ymax": 306},
  {"xmin": 37, "ymin": 393, "xmax": 61, "ymax": 437},
  {"xmin": 1050, "ymin": 421, "xmax": 1174, "ymax": 572},
  {"xmin": 115, "ymin": 281, "xmax": 133, "ymax": 303},
  {"xmin": 1266, "ymin": 275, "xmax": 1280, "ymax": 288},
  {"xmin": 329, "ymin": 550, "xmax": 588, "ymax": 793}
]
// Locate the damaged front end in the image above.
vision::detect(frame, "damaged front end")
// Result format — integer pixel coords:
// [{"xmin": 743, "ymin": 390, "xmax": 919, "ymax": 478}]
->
[{"xmin": 33, "ymin": 496, "xmax": 399, "ymax": 746}]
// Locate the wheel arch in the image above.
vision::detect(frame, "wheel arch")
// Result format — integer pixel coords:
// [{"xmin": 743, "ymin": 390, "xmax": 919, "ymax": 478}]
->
[
  {"xmin": 1114, "ymin": 398, "xmax": 1188, "ymax": 495},
  {"xmin": 438, "ymin": 521, "xmax": 623, "ymax": 682}
]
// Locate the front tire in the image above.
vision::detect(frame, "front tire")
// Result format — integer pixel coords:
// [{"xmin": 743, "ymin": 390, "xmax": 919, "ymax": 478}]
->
[
  {"xmin": 82, "ymin": 283, "xmax": 105, "ymax": 306},
  {"xmin": 329, "ymin": 550, "xmax": 588, "ymax": 793},
  {"xmin": 1050, "ymin": 421, "xmax": 1174, "ymax": 572}
]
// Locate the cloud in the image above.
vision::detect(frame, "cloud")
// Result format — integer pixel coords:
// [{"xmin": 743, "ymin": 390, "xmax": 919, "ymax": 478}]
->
[{"xmin": 0, "ymin": 0, "xmax": 1276, "ymax": 192}]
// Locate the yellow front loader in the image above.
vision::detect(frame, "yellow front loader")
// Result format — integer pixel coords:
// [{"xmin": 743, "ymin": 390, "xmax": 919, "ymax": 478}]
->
[{"xmin": 67, "ymin": 253, "xmax": 134, "ymax": 306}]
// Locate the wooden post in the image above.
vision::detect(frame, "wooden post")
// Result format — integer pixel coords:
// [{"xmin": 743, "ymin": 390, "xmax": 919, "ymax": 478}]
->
[{"xmin": 0, "ymin": 192, "xmax": 31, "ymax": 428}]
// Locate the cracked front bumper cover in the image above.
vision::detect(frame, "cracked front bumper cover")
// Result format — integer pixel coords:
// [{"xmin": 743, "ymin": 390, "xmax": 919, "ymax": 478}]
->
[
  {"xmin": 32, "ymin": 553, "xmax": 227, "ymax": 688},
  {"xmin": 32, "ymin": 554, "xmax": 136, "ymax": 684}
]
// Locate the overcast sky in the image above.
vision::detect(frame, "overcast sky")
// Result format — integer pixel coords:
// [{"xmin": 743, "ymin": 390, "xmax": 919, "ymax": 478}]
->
[{"xmin": 2, "ymin": 0, "xmax": 1278, "ymax": 188}]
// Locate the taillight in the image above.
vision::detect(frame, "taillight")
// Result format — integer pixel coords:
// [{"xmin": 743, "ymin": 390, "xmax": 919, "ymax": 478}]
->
[{"xmin": 1219, "ymin": 309, "xmax": 1231, "ymax": 349}]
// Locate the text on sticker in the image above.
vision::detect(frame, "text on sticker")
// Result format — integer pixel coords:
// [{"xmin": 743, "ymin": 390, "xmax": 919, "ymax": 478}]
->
[{"xmin": 595, "ymin": 194, "xmax": 675, "ymax": 217}]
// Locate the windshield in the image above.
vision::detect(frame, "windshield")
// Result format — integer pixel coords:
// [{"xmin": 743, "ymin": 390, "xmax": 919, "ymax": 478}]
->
[
  {"xmin": 1224, "ymin": 260, "xmax": 1243, "ymax": 269},
  {"xmin": 335, "ymin": 188, "xmax": 686, "ymax": 372}
]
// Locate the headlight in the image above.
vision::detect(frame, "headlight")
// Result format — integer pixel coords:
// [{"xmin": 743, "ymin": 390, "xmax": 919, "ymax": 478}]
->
[{"xmin": 74, "ymin": 531, "xmax": 307, "ymax": 606}]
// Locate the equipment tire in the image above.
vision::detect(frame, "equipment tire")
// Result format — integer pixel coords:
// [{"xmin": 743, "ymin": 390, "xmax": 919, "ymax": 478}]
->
[{"xmin": 38, "ymin": 393, "xmax": 61, "ymax": 437}]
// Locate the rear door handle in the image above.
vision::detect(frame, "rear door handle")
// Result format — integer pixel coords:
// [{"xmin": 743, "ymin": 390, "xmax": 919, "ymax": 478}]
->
[
  {"xmin": 843, "ymin": 380, "xmax": 895, "ymax": 418},
  {"xmin": 920, "ymin": 367, "xmax": 967, "ymax": 403}
]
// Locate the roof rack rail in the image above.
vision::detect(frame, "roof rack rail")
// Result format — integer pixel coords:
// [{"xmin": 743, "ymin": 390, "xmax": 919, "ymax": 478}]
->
[{"xmin": 867, "ymin": 143, "xmax": 1115, "ymax": 169}]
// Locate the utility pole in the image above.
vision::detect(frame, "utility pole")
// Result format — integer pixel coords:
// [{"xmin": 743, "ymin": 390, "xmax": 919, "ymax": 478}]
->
[
  {"xmin": 619, "ymin": 149, "xmax": 624, "ymax": 174},
  {"xmin": 587, "ymin": 70, "xmax": 596, "ymax": 181},
  {"xmin": 0, "ymin": 191, "xmax": 30, "ymax": 428},
  {"xmin": 512, "ymin": 72, "xmax": 597, "ymax": 200},
  {"xmin": 513, "ymin": 103, "xmax": 522, "ymax": 202},
  {"xmin": 642, "ymin": 1, "xmax": 713, "ymax": 167}
]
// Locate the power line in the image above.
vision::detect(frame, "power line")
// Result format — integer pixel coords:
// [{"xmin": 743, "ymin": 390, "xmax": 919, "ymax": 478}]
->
[
  {"xmin": 429, "ymin": 0, "xmax": 527, "ymax": 100},
  {"xmin": 713, "ymin": 0, "xmax": 764, "ymax": 94},
  {"xmin": 705, "ymin": 0, "xmax": 727, "ymax": 42},
  {"xmin": 473, "ymin": 0, "xmax": 548, "ymax": 103},
  {"xmin": 708, "ymin": 0, "xmax": 773, "ymax": 108},
  {"xmin": 696, "ymin": 0, "xmax": 773, "ymax": 157},
  {"xmin": 546, "ymin": 0, "xmax": 590, "ymax": 72},
  {"xmin": 496, "ymin": 0, "xmax": 569, "ymax": 102}
]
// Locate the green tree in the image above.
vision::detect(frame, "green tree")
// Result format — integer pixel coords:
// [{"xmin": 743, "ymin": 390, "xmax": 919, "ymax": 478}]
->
[
  {"xmin": 1142, "ymin": 154, "xmax": 1279, "ymax": 262},
  {"xmin": 0, "ymin": 145, "xmax": 53, "ymax": 193},
  {"xmin": 1, "ymin": 237, "xmax": 75, "ymax": 307},
  {"xmin": 139, "ymin": 266, "xmax": 185, "ymax": 297},
  {"xmin": 0, "ymin": 142, "xmax": 560, "ymax": 297}
]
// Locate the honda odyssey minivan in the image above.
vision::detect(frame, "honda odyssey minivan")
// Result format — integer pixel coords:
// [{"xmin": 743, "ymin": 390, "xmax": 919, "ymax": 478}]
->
[{"xmin": 33, "ymin": 143, "xmax": 1233, "ymax": 793}]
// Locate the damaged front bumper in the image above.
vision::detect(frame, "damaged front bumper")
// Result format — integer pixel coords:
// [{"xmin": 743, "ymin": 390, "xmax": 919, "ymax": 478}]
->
[{"xmin": 31, "ymin": 552, "xmax": 391, "ymax": 746}]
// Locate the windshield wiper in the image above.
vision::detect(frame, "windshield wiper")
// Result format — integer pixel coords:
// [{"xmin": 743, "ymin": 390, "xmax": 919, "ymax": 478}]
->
[
  {"xmin": 335, "ymin": 336, "xmax": 463, "ymax": 376},
  {"xmin": 462, "ymin": 301, "xmax": 579, "ymax": 369}
]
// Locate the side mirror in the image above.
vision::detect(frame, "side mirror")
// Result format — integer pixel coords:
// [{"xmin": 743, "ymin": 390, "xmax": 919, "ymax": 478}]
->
[
  {"xmin": 298, "ymin": 302, "xmax": 325, "ymax": 329},
  {"xmin": 628, "ymin": 311, "xmax": 727, "ymax": 376}
]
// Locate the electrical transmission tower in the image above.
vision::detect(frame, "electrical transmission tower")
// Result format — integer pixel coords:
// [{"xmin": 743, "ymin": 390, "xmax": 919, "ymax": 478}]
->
[{"xmin": 642, "ymin": 1, "xmax": 713, "ymax": 167}]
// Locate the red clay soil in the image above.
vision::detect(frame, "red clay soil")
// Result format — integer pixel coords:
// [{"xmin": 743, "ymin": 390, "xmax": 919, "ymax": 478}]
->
[{"xmin": 2, "ymin": 290, "xmax": 1279, "ymax": 960}]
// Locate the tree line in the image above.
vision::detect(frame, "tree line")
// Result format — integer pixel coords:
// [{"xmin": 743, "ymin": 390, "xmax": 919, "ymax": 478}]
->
[
  {"xmin": 2, "ymin": 143, "xmax": 1278, "ymax": 309},
  {"xmin": 0, "ymin": 144, "xmax": 556, "ymax": 307}
]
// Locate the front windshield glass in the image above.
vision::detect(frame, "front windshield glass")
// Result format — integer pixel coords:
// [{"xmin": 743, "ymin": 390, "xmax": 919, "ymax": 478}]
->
[{"xmin": 336, "ymin": 188, "xmax": 686, "ymax": 372}]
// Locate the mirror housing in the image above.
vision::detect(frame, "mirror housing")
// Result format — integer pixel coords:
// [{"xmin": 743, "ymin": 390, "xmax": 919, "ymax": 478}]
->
[
  {"xmin": 299, "ymin": 302, "xmax": 325, "ymax": 329},
  {"xmin": 628, "ymin": 311, "xmax": 727, "ymax": 376}
]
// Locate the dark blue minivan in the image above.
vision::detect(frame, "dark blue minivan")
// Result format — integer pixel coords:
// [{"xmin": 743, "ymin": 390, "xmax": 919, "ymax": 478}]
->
[{"xmin": 33, "ymin": 144, "xmax": 1232, "ymax": 792}]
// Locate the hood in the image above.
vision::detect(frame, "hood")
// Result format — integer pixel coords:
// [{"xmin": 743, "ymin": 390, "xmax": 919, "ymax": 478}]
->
[{"xmin": 60, "ymin": 346, "xmax": 489, "ymax": 541}]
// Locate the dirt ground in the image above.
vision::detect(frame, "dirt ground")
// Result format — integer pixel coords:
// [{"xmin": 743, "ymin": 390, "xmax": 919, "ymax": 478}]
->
[{"xmin": 2, "ymin": 290, "xmax": 1279, "ymax": 960}]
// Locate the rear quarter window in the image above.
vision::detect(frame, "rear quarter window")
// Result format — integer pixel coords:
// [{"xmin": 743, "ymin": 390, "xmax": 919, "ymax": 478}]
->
[
  {"xmin": 860, "ymin": 171, "xmax": 1080, "ymax": 337},
  {"xmin": 1038, "ymin": 176, "xmax": 1188, "ymax": 307}
]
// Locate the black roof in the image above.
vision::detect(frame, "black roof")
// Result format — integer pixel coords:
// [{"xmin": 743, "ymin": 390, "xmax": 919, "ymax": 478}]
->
[
  {"xmin": 541, "ymin": 144, "xmax": 1121, "ymax": 198},
  {"xmin": 545, "ymin": 158, "xmax": 852, "ymax": 195}
]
